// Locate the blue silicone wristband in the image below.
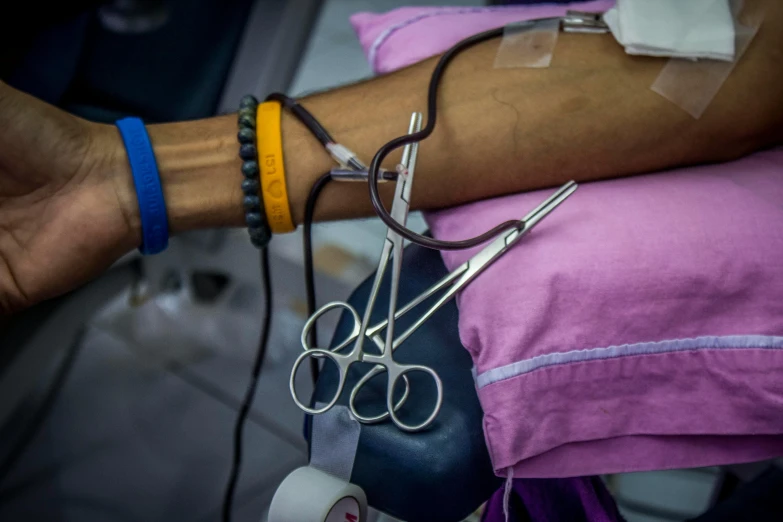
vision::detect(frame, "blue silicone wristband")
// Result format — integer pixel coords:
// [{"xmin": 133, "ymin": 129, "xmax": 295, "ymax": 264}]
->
[{"xmin": 115, "ymin": 117, "xmax": 169, "ymax": 255}]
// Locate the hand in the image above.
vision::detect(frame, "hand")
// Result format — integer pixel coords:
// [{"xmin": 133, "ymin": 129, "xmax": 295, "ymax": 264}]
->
[{"xmin": 0, "ymin": 81, "xmax": 138, "ymax": 313}]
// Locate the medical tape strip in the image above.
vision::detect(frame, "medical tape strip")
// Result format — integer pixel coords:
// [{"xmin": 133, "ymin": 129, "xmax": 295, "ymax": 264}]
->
[
  {"xmin": 650, "ymin": 1, "xmax": 765, "ymax": 119},
  {"xmin": 494, "ymin": 18, "xmax": 560, "ymax": 69},
  {"xmin": 309, "ymin": 402, "xmax": 361, "ymax": 482}
]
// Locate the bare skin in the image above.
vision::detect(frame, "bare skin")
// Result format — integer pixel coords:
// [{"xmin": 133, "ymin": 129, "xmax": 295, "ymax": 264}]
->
[{"xmin": 1, "ymin": 2, "xmax": 782, "ymax": 313}]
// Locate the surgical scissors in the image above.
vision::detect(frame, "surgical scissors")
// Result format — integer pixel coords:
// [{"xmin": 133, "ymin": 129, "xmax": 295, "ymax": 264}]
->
[{"xmin": 290, "ymin": 114, "xmax": 579, "ymax": 432}]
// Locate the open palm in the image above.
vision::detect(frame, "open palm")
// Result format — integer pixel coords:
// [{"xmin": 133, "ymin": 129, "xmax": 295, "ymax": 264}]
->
[{"xmin": 0, "ymin": 81, "xmax": 136, "ymax": 313}]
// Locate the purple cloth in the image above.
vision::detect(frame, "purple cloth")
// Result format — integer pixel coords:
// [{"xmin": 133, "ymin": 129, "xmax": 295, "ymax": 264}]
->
[
  {"xmin": 429, "ymin": 150, "xmax": 783, "ymax": 478},
  {"xmin": 482, "ymin": 477, "xmax": 625, "ymax": 522},
  {"xmin": 351, "ymin": 4, "xmax": 783, "ymax": 479}
]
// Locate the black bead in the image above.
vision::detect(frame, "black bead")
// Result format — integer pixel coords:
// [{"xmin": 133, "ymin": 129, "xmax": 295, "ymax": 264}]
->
[
  {"xmin": 237, "ymin": 127, "xmax": 255, "ymax": 144},
  {"xmin": 241, "ymin": 179, "xmax": 259, "ymax": 195},
  {"xmin": 241, "ymin": 160, "xmax": 259, "ymax": 178},
  {"xmin": 249, "ymin": 227, "xmax": 271, "ymax": 248},
  {"xmin": 250, "ymin": 236, "xmax": 270, "ymax": 248},
  {"xmin": 237, "ymin": 94, "xmax": 269, "ymax": 250},
  {"xmin": 245, "ymin": 212, "xmax": 264, "ymax": 228},
  {"xmin": 238, "ymin": 107, "xmax": 255, "ymax": 123},
  {"xmin": 239, "ymin": 95, "xmax": 258, "ymax": 109},
  {"xmin": 238, "ymin": 114, "xmax": 255, "ymax": 129},
  {"xmin": 243, "ymin": 195, "xmax": 261, "ymax": 212},
  {"xmin": 239, "ymin": 144, "xmax": 257, "ymax": 160}
]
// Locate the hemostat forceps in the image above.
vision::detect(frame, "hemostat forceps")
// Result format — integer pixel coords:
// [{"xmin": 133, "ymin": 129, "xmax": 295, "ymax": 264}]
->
[
  {"xmin": 290, "ymin": 113, "xmax": 578, "ymax": 432},
  {"xmin": 291, "ymin": 111, "xmax": 437, "ymax": 432},
  {"xmin": 345, "ymin": 178, "xmax": 577, "ymax": 428}
]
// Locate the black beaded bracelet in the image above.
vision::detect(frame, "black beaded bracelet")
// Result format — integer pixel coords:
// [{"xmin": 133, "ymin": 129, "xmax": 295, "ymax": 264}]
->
[{"xmin": 237, "ymin": 94, "xmax": 272, "ymax": 249}]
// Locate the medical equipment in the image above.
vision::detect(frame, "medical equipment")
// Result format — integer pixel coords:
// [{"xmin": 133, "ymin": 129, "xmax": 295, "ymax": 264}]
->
[
  {"xmin": 291, "ymin": 112, "xmax": 441, "ymax": 432},
  {"xmin": 289, "ymin": 114, "xmax": 578, "ymax": 431},
  {"xmin": 269, "ymin": 466, "xmax": 368, "ymax": 522}
]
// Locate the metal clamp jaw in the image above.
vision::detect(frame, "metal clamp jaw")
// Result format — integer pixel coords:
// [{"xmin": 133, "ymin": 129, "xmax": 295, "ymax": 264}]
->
[
  {"xmin": 562, "ymin": 10, "xmax": 610, "ymax": 34},
  {"xmin": 329, "ymin": 168, "xmax": 396, "ymax": 182}
]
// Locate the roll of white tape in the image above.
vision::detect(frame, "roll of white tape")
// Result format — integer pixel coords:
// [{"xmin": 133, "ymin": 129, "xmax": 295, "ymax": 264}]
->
[{"xmin": 268, "ymin": 467, "xmax": 367, "ymax": 522}]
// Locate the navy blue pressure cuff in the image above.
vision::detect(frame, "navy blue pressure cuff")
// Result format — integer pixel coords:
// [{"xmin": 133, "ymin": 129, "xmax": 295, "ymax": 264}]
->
[{"xmin": 115, "ymin": 117, "xmax": 169, "ymax": 255}]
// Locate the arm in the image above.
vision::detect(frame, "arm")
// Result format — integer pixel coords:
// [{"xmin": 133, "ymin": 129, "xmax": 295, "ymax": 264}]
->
[
  {"xmin": 2, "ymin": 5, "xmax": 782, "ymax": 311},
  {"xmin": 120, "ymin": 9, "xmax": 783, "ymax": 234}
]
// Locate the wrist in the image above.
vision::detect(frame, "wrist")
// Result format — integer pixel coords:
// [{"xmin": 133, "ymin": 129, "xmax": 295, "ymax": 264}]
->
[
  {"xmin": 146, "ymin": 115, "xmax": 245, "ymax": 233},
  {"xmin": 91, "ymin": 122, "xmax": 143, "ymax": 253},
  {"xmin": 95, "ymin": 115, "xmax": 247, "ymax": 254}
]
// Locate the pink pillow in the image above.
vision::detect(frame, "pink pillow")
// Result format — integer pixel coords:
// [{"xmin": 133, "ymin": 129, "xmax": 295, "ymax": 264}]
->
[
  {"xmin": 350, "ymin": 2, "xmax": 614, "ymax": 74},
  {"xmin": 351, "ymin": 5, "xmax": 783, "ymax": 478}
]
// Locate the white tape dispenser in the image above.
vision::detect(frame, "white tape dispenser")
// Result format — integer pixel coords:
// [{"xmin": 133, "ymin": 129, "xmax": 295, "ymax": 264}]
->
[{"xmin": 268, "ymin": 466, "xmax": 368, "ymax": 522}]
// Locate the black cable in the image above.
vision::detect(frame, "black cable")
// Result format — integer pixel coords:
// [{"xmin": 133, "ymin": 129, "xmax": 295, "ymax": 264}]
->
[
  {"xmin": 265, "ymin": 92, "xmax": 335, "ymax": 147},
  {"xmin": 271, "ymin": 29, "xmax": 521, "ymax": 393},
  {"xmin": 303, "ymin": 172, "xmax": 333, "ymax": 384},
  {"xmin": 0, "ymin": 327, "xmax": 85, "ymax": 488},
  {"xmin": 273, "ymin": 29, "xmax": 519, "ymax": 251},
  {"xmin": 265, "ymin": 92, "xmax": 341, "ymax": 385},
  {"xmin": 222, "ymin": 247, "xmax": 273, "ymax": 522},
  {"xmin": 219, "ymin": 93, "xmax": 333, "ymax": 522},
  {"xmin": 367, "ymin": 26, "xmax": 517, "ymax": 250}
]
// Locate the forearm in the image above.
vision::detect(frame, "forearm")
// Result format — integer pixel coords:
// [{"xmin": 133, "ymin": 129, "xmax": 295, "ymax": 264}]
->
[
  {"xmin": 285, "ymin": 27, "xmax": 783, "ymax": 222},
  {"xmin": 107, "ymin": 11, "xmax": 783, "ymax": 241}
]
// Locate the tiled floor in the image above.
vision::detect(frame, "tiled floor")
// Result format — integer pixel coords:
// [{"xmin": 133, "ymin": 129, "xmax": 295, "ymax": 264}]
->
[{"xmin": 0, "ymin": 324, "xmax": 308, "ymax": 521}]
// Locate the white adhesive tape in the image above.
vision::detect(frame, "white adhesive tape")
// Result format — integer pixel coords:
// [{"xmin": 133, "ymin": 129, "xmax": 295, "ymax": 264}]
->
[
  {"xmin": 268, "ymin": 467, "xmax": 368, "ymax": 522},
  {"xmin": 650, "ymin": 0, "xmax": 765, "ymax": 118}
]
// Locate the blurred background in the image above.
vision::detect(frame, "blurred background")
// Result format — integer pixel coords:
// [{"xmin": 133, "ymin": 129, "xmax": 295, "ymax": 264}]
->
[{"xmin": 0, "ymin": 1, "xmax": 769, "ymax": 521}]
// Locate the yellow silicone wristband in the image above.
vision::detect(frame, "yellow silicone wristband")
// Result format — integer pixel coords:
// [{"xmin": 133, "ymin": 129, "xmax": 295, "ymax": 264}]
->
[{"xmin": 257, "ymin": 101, "xmax": 295, "ymax": 233}]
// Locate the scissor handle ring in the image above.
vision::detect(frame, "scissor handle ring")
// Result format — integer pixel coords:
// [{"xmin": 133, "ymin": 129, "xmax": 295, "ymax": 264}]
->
[
  {"xmin": 301, "ymin": 302, "xmax": 361, "ymax": 353},
  {"xmin": 348, "ymin": 365, "xmax": 411, "ymax": 424},
  {"xmin": 289, "ymin": 348, "xmax": 347, "ymax": 415},
  {"xmin": 386, "ymin": 365, "xmax": 443, "ymax": 433}
]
